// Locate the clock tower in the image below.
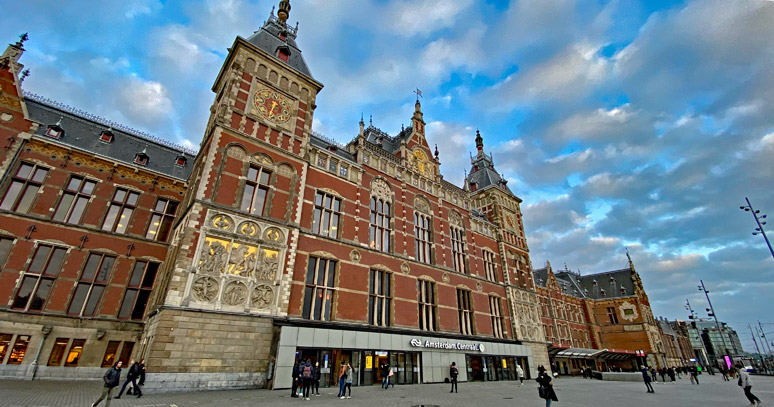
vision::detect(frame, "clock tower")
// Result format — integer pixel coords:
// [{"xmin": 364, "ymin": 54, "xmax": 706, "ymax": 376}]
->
[{"xmin": 139, "ymin": 0, "xmax": 324, "ymax": 390}]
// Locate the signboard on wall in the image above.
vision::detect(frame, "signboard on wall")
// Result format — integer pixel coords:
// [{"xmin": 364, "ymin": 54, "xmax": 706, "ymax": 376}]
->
[
  {"xmin": 409, "ymin": 338, "xmax": 485, "ymax": 352},
  {"xmin": 365, "ymin": 356, "xmax": 373, "ymax": 369}
]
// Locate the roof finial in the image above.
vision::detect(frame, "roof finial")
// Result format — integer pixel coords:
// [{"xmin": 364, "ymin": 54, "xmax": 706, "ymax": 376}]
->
[
  {"xmin": 434, "ymin": 144, "xmax": 439, "ymax": 159},
  {"xmin": 269, "ymin": 5, "xmax": 275, "ymax": 19},
  {"xmin": 369, "ymin": 114, "xmax": 373, "ymax": 126},
  {"xmin": 475, "ymin": 129, "xmax": 483, "ymax": 154},
  {"xmin": 16, "ymin": 33, "xmax": 29, "ymax": 48},
  {"xmin": 277, "ymin": 0, "xmax": 291, "ymax": 23},
  {"xmin": 626, "ymin": 247, "xmax": 635, "ymax": 271}
]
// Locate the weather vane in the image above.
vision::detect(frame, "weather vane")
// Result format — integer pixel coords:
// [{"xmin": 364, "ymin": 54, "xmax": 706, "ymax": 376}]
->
[{"xmin": 414, "ymin": 88, "xmax": 423, "ymax": 101}]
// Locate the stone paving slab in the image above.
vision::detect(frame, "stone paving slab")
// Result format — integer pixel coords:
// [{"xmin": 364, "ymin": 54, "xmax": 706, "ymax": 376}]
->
[{"xmin": 1, "ymin": 374, "xmax": 773, "ymax": 407}]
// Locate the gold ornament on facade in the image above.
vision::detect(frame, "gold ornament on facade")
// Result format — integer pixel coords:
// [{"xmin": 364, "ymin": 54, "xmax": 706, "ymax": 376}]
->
[
  {"xmin": 212, "ymin": 215, "xmax": 233, "ymax": 230},
  {"xmin": 199, "ymin": 238, "xmax": 230, "ymax": 274},
  {"xmin": 264, "ymin": 227, "xmax": 283, "ymax": 242},
  {"xmin": 226, "ymin": 244, "xmax": 257, "ymax": 277},
  {"xmin": 239, "ymin": 221, "xmax": 259, "ymax": 237},
  {"xmin": 255, "ymin": 249, "xmax": 279, "ymax": 281}
]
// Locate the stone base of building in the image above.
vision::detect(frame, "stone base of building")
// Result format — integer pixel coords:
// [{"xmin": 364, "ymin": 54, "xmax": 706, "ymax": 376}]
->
[
  {"xmin": 523, "ymin": 341, "xmax": 550, "ymax": 377},
  {"xmin": 142, "ymin": 372, "xmax": 266, "ymax": 392},
  {"xmin": 0, "ymin": 365, "xmax": 104, "ymax": 380}
]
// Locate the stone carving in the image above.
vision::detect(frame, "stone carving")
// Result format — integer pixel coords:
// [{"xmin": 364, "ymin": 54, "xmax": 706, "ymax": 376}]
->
[
  {"xmin": 255, "ymin": 249, "xmax": 279, "ymax": 281},
  {"xmin": 619, "ymin": 301, "xmax": 639, "ymax": 322},
  {"xmin": 370, "ymin": 178, "xmax": 392, "ymax": 202},
  {"xmin": 264, "ymin": 227, "xmax": 284, "ymax": 242},
  {"xmin": 239, "ymin": 221, "xmax": 259, "ymax": 237},
  {"xmin": 350, "ymin": 250, "xmax": 361, "ymax": 263},
  {"xmin": 442, "ymin": 272, "xmax": 450, "ymax": 284},
  {"xmin": 414, "ymin": 196, "xmax": 431, "ymax": 214},
  {"xmin": 277, "ymin": 163, "xmax": 295, "ymax": 178},
  {"xmin": 192, "ymin": 277, "xmax": 219, "ymax": 302},
  {"xmin": 227, "ymin": 245, "xmax": 257, "ymax": 277},
  {"xmin": 476, "ymin": 281, "xmax": 483, "ymax": 292},
  {"xmin": 212, "ymin": 215, "xmax": 233, "ymax": 230},
  {"xmin": 222, "ymin": 281, "xmax": 248, "ymax": 306},
  {"xmin": 199, "ymin": 239, "xmax": 229, "ymax": 274},
  {"xmin": 401, "ymin": 262, "xmax": 410, "ymax": 274},
  {"xmin": 252, "ymin": 285, "xmax": 275, "ymax": 309},
  {"xmin": 520, "ymin": 326, "xmax": 528, "ymax": 339},
  {"xmin": 449, "ymin": 210, "xmax": 464, "ymax": 228},
  {"xmin": 226, "ymin": 145, "xmax": 247, "ymax": 159},
  {"xmin": 252, "ymin": 153, "xmax": 274, "ymax": 166}
]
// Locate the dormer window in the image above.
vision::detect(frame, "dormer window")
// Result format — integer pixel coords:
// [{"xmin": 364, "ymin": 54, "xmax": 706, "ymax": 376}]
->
[
  {"xmin": 469, "ymin": 182, "xmax": 477, "ymax": 192},
  {"xmin": 134, "ymin": 152, "xmax": 149, "ymax": 166},
  {"xmin": 99, "ymin": 130, "xmax": 114, "ymax": 143},
  {"xmin": 175, "ymin": 156, "xmax": 187, "ymax": 167},
  {"xmin": 45, "ymin": 125, "xmax": 63, "ymax": 140},
  {"xmin": 276, "ymin": 46, "xmax": 290, "ymax": 63}
]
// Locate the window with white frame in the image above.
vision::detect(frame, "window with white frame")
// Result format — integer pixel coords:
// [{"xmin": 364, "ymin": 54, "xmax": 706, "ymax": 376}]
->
[
  {"xmin": 483, "ymin": 250, "xmax": 497, "ymax": 282},
  {"xmin": 302, "ymin": 256, "xmax": 337, "ymax": 321},
  {"xmin": 490, "ymin": 296, "xmax": 505, "ymax": 339},
  {"xmin": 457, "ymin": 289, "xmax": 474, "ymax": 335},
  {"xmin": 418, "ymin": 280, "xmax": 437, "ymax": 331},
  {"xmin": 368, "ymin": 269, "xmax": 391, "ymax": 327},
  {"xmin": 312, "ymin": 191, "xmax": 341, "ymax": 239}
]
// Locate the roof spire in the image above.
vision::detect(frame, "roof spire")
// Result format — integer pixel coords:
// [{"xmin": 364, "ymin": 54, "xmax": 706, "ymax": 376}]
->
[
  {"xmin": 475, "ymin": 129, "xmax": 483, "ymax": 155},
  {"xmin": 277, "ymin": 0, "xmax": 291, "ymax": 23},
  {"xmin": 626, "ymin": 248, "xmax": 635, "ymax": 271},
  {"xmin": 434, "ymin": 144, "xmax": 439, "ymax": 159}
]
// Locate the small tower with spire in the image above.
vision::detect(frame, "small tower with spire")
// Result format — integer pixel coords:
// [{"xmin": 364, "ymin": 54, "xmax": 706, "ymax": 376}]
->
[
  {"xmin": 475, "ymin": 129, "xmax": 483, "ymax": 156},
  {"xmin": 411, "ymin": 99, "xmax": 425, "ymax": 135},
  {"xmin": 277, "ymin": 0, "xmax": 291, "ymax": 23}
]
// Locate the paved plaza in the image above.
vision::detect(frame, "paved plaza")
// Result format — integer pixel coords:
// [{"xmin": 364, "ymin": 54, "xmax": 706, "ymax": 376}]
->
[{"xmin": 1, "ymin": 374, "xmax": 772, "ymax": 407}]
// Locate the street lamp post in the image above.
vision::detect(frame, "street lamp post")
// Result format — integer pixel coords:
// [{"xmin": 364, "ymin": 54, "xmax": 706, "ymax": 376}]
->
[
  {"xmin": 740, "ymin": 197, "xmax": 774, "ymax": 260},
  {"xmin": 699, "ymin": 280, "xmax": 731, "ymax": 371},
  {"xmin": 685, "ymin": 299, "xmax": 711, "ymax": 370}
]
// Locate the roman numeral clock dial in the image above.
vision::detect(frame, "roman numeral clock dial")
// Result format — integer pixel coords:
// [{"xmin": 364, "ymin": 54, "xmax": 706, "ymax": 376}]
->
[{"xmin": 254, "ymin": 89, "xmax": 292, "ymax": 124}]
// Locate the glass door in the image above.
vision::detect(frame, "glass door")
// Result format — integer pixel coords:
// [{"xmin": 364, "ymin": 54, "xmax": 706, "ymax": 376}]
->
[{"xmin": 397, "ymin": 352, "xmax": 406, "ymax": 384}]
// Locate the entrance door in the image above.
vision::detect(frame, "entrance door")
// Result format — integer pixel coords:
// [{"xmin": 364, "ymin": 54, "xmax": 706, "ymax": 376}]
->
[{"xmin": 467, "ymin": 355, "xmax": 484, "ymax": 381}]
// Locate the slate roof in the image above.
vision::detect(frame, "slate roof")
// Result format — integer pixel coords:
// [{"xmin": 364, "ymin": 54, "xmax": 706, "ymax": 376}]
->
[
  {"xmin": 245, "ymin": 17, "xmax": 313, "ymax": 79},
  {"xmin": 309, "ymin": 132, "xmax": 354, "ymax": 162},
  {"xmin": 24, "ymin": 95, "xmax": 196, "ymax": 181},
  {"xmin": 534, "ymin": 266, "xmax": 637, "ymax": 300},
  {"xmin": 466, "ymin": 139, "xmax": 515, "ymax": 196},
  {"xmin": 362, "ymin": 124, "xmax": 412, "ymax": 155}
]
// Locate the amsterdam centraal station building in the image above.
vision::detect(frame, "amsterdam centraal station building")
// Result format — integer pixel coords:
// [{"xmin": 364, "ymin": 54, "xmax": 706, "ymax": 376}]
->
[{"xmin": 0, "ymin": 1, "xmax": 665, "ymax": 391}]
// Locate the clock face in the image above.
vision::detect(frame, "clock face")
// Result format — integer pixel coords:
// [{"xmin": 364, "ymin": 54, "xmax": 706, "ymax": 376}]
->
[
  {"xmin": 504, "ymin": 211, "xmax": 517, "ymax": 232},
  {"xmin": 413, "ymin": 150, "xmax": 430, "ymax": 177},
  {"xmin": 253, "ymin": 89, "xmax": 292, "ymax": 124}
]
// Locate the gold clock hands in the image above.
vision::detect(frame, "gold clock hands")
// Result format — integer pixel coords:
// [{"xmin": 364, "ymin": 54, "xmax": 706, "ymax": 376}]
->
[{"xmin": 269, "ymin": 101, "xmax": 278, "ymax": 118}]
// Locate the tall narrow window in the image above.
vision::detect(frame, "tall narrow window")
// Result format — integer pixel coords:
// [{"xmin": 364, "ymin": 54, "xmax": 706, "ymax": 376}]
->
[
  {"xmin": 101, "ymin": 341, "xmax": 121, "ymax": 367},
  {"xmin": 302, "ymin": 257, "xmax": 337, "ymax": 321},
  {"xmin": 68, "ymin": 253, "xmax": 116, "ymax": 317},
  {"xmin": 0, "ymin": 237, "xmax": 13, "ymax": 266},
  {"xmin": 118, "ymin": 261, "xmax": 159, "ymax": 320},
  {"xmin": 369, "ymin": 197, "xmax": 391, "ymax": 252},
  {"xmin": 12, "ymin": 244, "xmax": 67, "ymax": 311},
  {"xmin": 52, "ymin": 176, "xmax": 96, "ymax": 224},
  {"xmin": 101, "ymin": 188, "xmax": 139, "ymax": 234},
  {"xmin": 64, "ymin": 339, "xmax": 85, "ymax": 367},
  {"xmin": 118, "ymin": 342, "xmax": 134, "ymax": 366},
  {"xmin": 6, "ymin": 335, "xmax": 30, "ymax": 364},
  {"xmin": 0, "ymin": 333, "xmax": 13, "ymax": 363},
  {"xmin": 457, "ymin": 289, "xmax": 474, "ymax": 335},
  {"xmin": 450, "ymin": 225, "xmax": 467, "ymax": 273},
  {"xmin": 312, "ymin": 191, "xmax": 341, "ymax": 239},
  {"xmin": 241, "ymin": 166, "xmax": 271, "ymax": 216},
  {"xmin": 368, "ymin": 269, "xmax": 392, "ymax": 327},
  {"xmin": 490, "ymin": 296, "xmax": 505, "ymax": 339},
  {"xmin": 418, "ymin": 280, "xmax": 437, "ymax": 331},
  {"xmin": 145, "ymin": 198, "xmax": 178, "ymax": 241},
  {"xmin": 0, "ymin": 162, "xmax": 48, "ymax": 213},
  {"xmin": 414, "ymin": 212, "xmax": 432, "ymax": 264},
  {"xmin": 606, "ymin": 307, "xmax": 619, "ymax": 324},
  {"xmin": 47, "ymin": 338, "xmax": 69, "ymax": 366},
  {"xmin": 483, "ymin": 250, "xmax": 498, "ymax": 282}
]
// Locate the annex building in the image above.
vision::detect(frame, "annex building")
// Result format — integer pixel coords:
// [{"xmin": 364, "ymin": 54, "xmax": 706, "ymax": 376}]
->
[{"xmin": 0, "ymin": 0, "xmax": 683, "ymax": 391}]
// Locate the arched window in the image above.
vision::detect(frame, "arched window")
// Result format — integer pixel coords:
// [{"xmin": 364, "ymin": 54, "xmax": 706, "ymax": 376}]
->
[
  {"xmin": 414, "ymin": 197, "xmax": 432, "ymax": 264},
  {"xmin": 369, "ymin": 179, "xmax": 392, "ymax": 253},
  {"xmin": 449, "ymin": 211, "xmax": 467, "ymax": 273}
]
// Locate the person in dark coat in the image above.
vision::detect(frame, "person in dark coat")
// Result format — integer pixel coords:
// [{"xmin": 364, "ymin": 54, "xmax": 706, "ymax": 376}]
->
[
  {"xmin": 313, "ymin": 361, "xmax": 321, "ymax": 396},
  {"xmin": 91, "ymin": 361, "xmax": 122, "ymax": 407},
  {"xmin": 536, "ymin": 370, "xmax": 558, "ymax": 407},
  {"xmin": 291, "ymin": 361, "xmax": 301, "ymax": 398},
  {"xmin": 449, "ymin": 362, "xmax": 459, "ymax": 393},
  {"xmin": 115, "ymin": 359, "xmax": 142, "ymax": 398},
  {"xmin": 659, "ymin": 367, "xmax": 666, "ymax": 382},
  {"xmin": 641, "ymin": 366, "xmax": 654, "ymax": 393},
  {"xmin": 667, "ymin": 367, "xmax": 675, "ymax": 382},
  {"xmin": 300, "ymin": 359, "xmax": 314, "ymax": 400}
]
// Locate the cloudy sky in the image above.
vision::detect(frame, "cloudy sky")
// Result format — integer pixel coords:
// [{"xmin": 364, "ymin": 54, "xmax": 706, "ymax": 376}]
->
[{"xmin": 4, "ymin": 0, "xmax": 773, "ymax": 352}]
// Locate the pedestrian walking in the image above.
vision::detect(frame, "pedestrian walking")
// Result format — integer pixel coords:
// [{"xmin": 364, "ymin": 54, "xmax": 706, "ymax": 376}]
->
[
  {"xmin": 689, "ymin": 365, "xmax": 699, "ymax": 385},
  {"xmin": 301, "ymin": 359, "xmax": 314, "ymax": 400},
  {"xmin": 641, "ymin": 366, "xmax": 654, "ymax": 393},
  {"xmin": 659, "ymin": 367, "xmax": 666, "ymax": 383},
  {"xmin": 650, "ymin": 367, "xmax": 657, "ymax": 383},
  {"xmin": 343, "ymin": 362, "xmax": 353, "ymax": 399},
  {"xmin": 380, "ymin": 362, "xmax": 390, "ymax": 389},
  {"xmin": 667, "ymin": 367, "xmax": 675, "ymax": 382},
  {"xmin": 337, "ymin": 361, "xmax": 348, "ymax": 399},
  {"xmin": 516, "ymin": 364, "xmax": 524, "ymax": 385},
  {"xmin": 290, "ymin": 361, "xmax": 301, "ymax": 398},
  {"xmin": 736, "ymin": 364, "xmax": 762, "ymax": 405},
  {"xmin": 313, "ymin": 361, "xmax": 321, "ymax": 396},
  {"xmin": 676, "ymin": 366, "xmax": 682, "ymax": 379},
  {"xmin": 449, "ymin": 362, "xmax": 459, "ymax": 393},
  {"xmin": 536, "ymin": 370, "xmax": 558, "ymax": 407},
  {"xmin": 115, "ymin": 359, "xmax": 142, "ymax": 399},
  {"xmin": 91, "ymin": 361, "xmax": 122, "ymax": 407},
  {"xmin": 721, "ymin": 366, "xmax": 729, "ymax": 381}
]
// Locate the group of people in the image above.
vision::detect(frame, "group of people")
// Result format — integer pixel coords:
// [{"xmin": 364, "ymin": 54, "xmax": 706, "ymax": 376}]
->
[
  {"xmin": 91, "ymin": 359, "xmax": 145, "ymax": 407},
  {"xmin": 291, "ymin": 359, "xmax": 354, "ymax": 400},
  {"xmin": 639, "ymin": 362, "xmax": 763, "ymax": 405}
]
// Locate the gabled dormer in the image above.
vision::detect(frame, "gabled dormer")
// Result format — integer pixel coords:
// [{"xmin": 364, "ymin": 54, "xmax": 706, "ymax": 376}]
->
[{"xmin": 45, "ymin": 118, "xmax": 64, "ymax": 139}]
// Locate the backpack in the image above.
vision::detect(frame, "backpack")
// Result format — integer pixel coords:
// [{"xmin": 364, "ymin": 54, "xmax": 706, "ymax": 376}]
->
[
  {"xmin": 737, "ymin": 375, "xmax": 743, "ymax": 387},
  {"xmin": 303, "ymin": 365, "xmax": 312, "ymax": 378}
]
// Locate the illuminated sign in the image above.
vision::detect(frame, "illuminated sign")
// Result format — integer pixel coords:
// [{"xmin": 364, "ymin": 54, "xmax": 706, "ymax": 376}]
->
[{"xmin": 409, "ymin": 338, "xmax": 485, "ymax": 352}]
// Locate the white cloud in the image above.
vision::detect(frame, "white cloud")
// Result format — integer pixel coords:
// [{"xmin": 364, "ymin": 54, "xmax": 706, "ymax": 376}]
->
[
  {"xmin": 118, "ymin": 77, "xmax": 173, "ymax": 126},
  {"xmin": 388, "ymin": 0, "xmax": 474, "ymax": 37}
]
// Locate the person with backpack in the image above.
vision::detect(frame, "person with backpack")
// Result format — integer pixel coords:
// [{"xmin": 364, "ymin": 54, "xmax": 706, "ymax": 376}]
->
[
  {"xmin": 449, "ymin": 362, "xmax": 459, "ymax": 393},
  {"xmin": 337, "ymin": 361, "xmax": 348, "ymax": 399},
  {"xmin": 343, "ymin": 362, "xmax": 354, "ymax": 399},
  {"xmin": 301, "ymin": 359, "xmax": 314, "ymax": 400},
  {"xmin": 536, "ymin": 369, "xmax": 558, "ymax": 407},
  {"xmin": 91, "ymin": 361, "xmax": 122, "ymax": 407},
  {"xmin": 115, "ymin": 359, "xmax": 142, "ymax": 399},
  {"xmin": 516, "ymin": 364, "xmax": 524, "ymax": 385},
  {"xmin": 736, "ymin": 364, "xmax": 762, "ymax": 405}
]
